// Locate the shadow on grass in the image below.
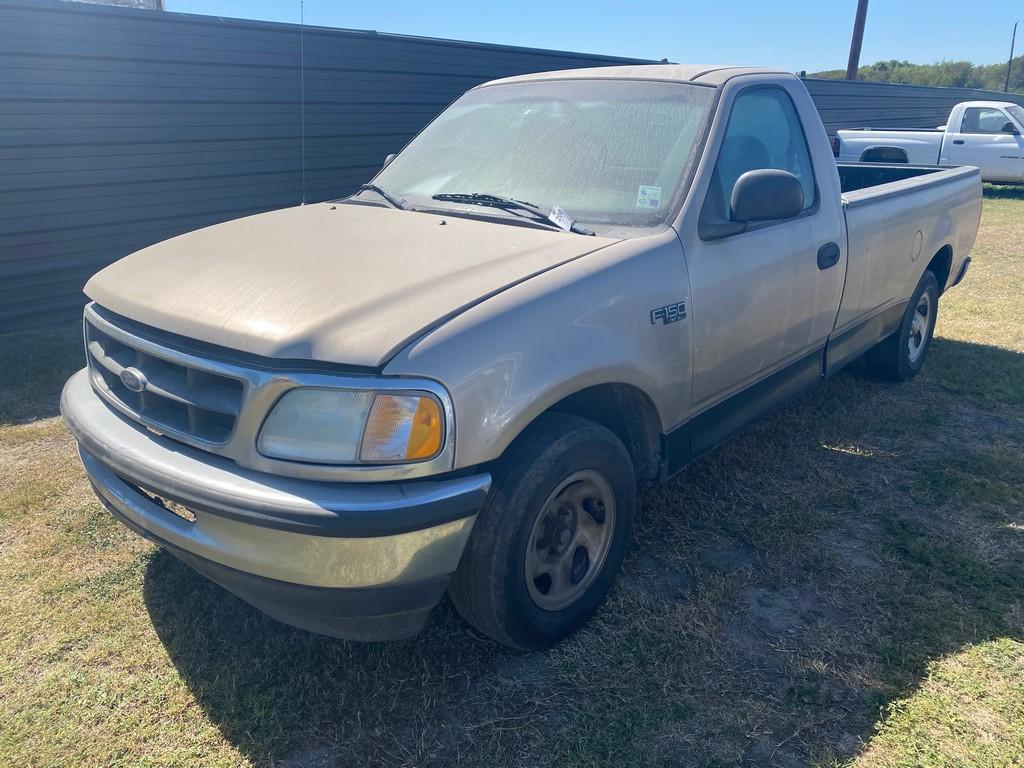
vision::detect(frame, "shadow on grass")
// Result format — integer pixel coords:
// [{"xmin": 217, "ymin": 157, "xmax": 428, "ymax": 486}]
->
[
  {"xmin": 0, "ymin": 321, "xmax": 83, "ymax": 426},
  {"xmin": 983, "ymin": 182, "xmax": 1024, "ymax": 200},
  {"xmin": 142, "ymin": 338, "xmax": 1024, "ymax": 767}
]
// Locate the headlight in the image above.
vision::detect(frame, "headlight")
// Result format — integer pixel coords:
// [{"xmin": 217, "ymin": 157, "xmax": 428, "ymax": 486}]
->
[{"xmin": 257, "ymin": 387, "xmax": 445, "ymax": 465}]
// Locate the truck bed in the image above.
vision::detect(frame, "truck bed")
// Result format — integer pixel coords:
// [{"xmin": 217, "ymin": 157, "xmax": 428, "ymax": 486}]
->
[
  {"xmin": 834, "ymin": 129, "xmax": 944, "ymax": 165},
  {"xmin": 837, "ymin": 162, "xmax": 950, "ymax": 194},
  {"xmin": 844, "ymin": 127, "xmax": 943, "ymax": 133},
  {"xmin": 832, "ymin": 161, "xmax": 981, "ymax": 348}
]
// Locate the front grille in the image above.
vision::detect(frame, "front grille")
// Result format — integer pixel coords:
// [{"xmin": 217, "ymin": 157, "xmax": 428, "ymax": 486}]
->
[{"xmin": 85, "ymin": 313, "xmax": 245, "ymax": 445}]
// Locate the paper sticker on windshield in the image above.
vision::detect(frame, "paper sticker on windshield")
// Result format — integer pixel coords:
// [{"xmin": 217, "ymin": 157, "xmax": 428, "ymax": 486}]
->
[
  {"xmin": 548, "ymin": 206, "xmax": 575, "ymax": 232},
  {"xmin": 636, "ymin": 185, "xmax": 663, "ymax": 209}
]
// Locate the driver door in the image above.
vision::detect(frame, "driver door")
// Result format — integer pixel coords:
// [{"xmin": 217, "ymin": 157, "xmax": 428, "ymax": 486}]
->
[{"xmin": 680, "ymin": 82, "xmax": 846, "ymax": 454}]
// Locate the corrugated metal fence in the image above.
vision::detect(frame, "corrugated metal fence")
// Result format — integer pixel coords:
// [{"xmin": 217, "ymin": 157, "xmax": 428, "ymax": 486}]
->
[
  {"xmin": 0, "ymin": 0, "xmax": 649, "ymax": 330},
  {"xmin": 805, "ymin": 77, "xmax": 1024, "ymax": 134},
  {"xmin": 2, "ymin": 0, "xmax": 1023, "ymax": 331}
]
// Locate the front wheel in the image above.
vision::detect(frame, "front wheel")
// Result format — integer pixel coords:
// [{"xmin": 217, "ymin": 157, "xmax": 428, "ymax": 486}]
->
[
  {"xmin": 448, "ymin": 413, "xmax": 636, "ymax": 650},
  {"xmin": 867, "ymin": 270, "xmax": 939, "ymax": 381}
]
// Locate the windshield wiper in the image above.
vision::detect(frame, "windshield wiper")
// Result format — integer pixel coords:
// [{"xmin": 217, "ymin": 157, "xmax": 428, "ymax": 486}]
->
[
  {"xmin": 431, "ymin": 192, "xmax": 595, "ymax": 235},
  {"xmin": 358, "ymin": 183, "xmax": 409, "ymax": 211}
]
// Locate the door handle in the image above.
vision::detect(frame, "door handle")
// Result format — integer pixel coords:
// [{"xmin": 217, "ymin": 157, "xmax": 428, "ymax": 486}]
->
[
  {"xmin": 952, "ymin": 139, "xmax": 965, "ymax": 145},
  {"xmin": 817, "ymin": 242, "xmax": 841, "ymax": 270}
]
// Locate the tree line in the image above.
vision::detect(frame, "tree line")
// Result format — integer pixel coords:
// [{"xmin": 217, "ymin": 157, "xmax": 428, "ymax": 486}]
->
[{"xmin": 812, "ymin": 56, "xmax": 1024, "ymax": 92}]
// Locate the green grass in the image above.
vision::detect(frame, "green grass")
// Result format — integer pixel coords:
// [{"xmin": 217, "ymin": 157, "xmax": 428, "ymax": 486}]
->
[{"xmin": 2, "ymin": 191, "xmax": 1024, "ymax": 767}]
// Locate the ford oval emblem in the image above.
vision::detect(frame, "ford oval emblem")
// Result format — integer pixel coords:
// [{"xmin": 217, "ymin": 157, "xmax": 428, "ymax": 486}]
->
[{"xmin": 119, "ymin": 367, "xmax": 147, "ymax": 393}]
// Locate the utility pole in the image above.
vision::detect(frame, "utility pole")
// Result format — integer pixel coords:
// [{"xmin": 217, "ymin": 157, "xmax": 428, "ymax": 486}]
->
[
  {"xmin": 1006, "ymin": 21, "xmax": 1018, "ymax": 93},
  {"xmin": 846, "ymin": 0, "xmax": 870, "ymax": 80}
]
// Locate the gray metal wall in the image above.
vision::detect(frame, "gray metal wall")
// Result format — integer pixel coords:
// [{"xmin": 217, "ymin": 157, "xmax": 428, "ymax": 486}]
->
[
  {"xmin": 804, "ymin": 76, "xmax": 1024, "ymax": 134},
  {"xmin": 3, "ymin": 0, "xmax": 1023, "ymax": 331},
  {"xmin": 0, "ymin": 0, "xmax": 650, "ymax": 330}
]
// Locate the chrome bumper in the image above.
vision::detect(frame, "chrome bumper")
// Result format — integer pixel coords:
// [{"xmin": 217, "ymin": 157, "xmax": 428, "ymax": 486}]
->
[{"xmin": 61, "ymin": 369, "xmax": 490, "ymax": 639}]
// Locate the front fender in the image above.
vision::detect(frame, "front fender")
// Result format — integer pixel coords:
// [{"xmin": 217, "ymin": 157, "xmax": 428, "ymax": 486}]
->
[{"xmin": 384, "ymin": 231, "xmax": 692, "ymax": 470}]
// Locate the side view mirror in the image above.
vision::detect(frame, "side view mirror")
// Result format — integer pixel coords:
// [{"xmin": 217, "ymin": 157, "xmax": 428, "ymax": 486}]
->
[
  {"xmin": 1001, "ymin": 121, "xmax": 1021, "ymax": 135},
  {"xmin": 731, "ymin": 169, "xmax": 805, "ymax": 224},
  {"xmin": 383, "ymin": 153, "xmax": 397, "ymax": 168}
]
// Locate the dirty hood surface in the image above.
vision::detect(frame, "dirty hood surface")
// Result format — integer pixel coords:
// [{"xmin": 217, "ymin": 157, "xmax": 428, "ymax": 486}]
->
[{"xmin": 86, "ymin": 203, "xmax": 618, "ymax": 367}]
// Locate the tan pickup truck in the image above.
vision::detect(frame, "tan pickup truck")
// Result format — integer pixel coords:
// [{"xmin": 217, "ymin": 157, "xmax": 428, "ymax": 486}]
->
[{"xmin": 62, "ymin": 65, "xmax": 981, "ymax": 649}]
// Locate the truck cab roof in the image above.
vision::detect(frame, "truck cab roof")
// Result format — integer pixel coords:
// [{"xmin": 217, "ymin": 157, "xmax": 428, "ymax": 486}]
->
[
  {"xmin": 476, "ymin": 64, "xmax": 793, "ymax": 89},
  {"xmin": 951, "ymin": 100, "xmax": 1021, "ymax": 109}
]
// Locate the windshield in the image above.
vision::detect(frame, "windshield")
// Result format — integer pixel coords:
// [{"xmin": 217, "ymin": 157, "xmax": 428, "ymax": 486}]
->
[
  {"xmin": 370, "ymin": 79, "xmax": 716, "ymax": 232},
  {"xmin": 1008, "ymin": 105, "xmax": 1024, "ymax": 128}
]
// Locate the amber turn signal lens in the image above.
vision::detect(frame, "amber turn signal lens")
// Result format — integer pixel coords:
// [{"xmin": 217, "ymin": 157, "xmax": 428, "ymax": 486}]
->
[
  {"xmin": 359, "ymin": 394, "xmax": 443, "ymax": 462},
  {"xmin": 407, "ymin": 396, "xmax": 443, "ymax": 459}
]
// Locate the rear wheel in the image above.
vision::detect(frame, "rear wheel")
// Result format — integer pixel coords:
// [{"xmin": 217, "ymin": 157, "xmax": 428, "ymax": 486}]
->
[
  {"xmin": 448, "ymin": 413, "xmax": 635, "ymax": 650},
  {"xmin": 867, "ymin": 270, "xmax": 939, "ymax": 381}
]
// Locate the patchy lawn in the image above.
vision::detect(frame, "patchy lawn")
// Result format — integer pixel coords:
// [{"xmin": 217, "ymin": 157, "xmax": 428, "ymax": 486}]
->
[{"xmin": 2, "ymin": 190, "xmax": 1023, "ymax": 768}]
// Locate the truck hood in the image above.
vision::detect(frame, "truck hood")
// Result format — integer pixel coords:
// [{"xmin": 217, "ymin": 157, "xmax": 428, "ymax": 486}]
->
[{"xmin": 85, "ymin": 203, "xmax": 618, "ymax": 367}]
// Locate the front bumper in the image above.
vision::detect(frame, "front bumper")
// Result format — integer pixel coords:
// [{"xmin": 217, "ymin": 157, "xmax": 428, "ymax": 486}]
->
[{"xmin": 61, "ymin": 369, "xmax": 490, "ymax": 640}]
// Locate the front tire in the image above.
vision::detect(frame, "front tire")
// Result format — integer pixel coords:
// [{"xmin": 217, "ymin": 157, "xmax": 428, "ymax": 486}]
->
[
  {"xmin": 448, "ymin": 413, "xmax": 636, "ymax": 650},
  {"xmin": 867, "ymin": 270, "xmax": 939, "ymax": 381}
]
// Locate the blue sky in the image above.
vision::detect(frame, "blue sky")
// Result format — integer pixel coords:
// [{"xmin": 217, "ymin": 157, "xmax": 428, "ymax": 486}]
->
[{"xmin": 165, "ymin": 0, "xmax": 1019, "ymax": 74}]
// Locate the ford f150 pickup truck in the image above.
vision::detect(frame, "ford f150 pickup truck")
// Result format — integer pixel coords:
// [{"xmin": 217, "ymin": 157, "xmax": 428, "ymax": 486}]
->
[
  {"xmin": 61, "ymin": 65, "xmax": 981, "ymax": 650},
  {"xmin": 836, "ymin": 100, "xmax": 1024, "ymax": 183}
]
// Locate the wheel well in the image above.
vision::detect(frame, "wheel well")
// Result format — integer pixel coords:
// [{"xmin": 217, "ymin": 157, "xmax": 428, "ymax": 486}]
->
[
  {"xmin": 926, "ymin": 245, "xmax": 953, "ymax": 294},
  {"xmin": 545, "ymin": 384, "xmax": 662, "ymax": 484},
  {"xmin": 860, "ymin": 146, "xmax": 908, "ymax": 163}
]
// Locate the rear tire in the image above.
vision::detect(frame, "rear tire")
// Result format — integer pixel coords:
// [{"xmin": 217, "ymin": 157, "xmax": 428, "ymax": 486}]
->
[
  {"xmin": 448, "ymin": 413, "xmax": 636, "ymax": 650},
  {"xmin": 867, "ymin": 270, "xmax": 939, "ymax": 381}
]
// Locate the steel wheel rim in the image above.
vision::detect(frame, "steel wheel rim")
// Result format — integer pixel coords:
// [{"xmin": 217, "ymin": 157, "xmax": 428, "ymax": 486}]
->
[
  {"xmin": 525, "ymin": 469, "xmax": 617, "ymax": 612},
  {"xmin": 907, "ymin": 291, "xmax": 932, "ymax": 364}
]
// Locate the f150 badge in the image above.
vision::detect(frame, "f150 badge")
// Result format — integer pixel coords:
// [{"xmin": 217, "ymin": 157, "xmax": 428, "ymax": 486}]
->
[{"xmin": 650, "ymin": 301, "xmax": 687, "ymax": 325}]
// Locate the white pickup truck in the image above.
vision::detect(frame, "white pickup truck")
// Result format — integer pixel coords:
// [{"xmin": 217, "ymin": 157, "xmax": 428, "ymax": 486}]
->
[
  {"xmin": 61, "ymin": 65, "xmax": 981, "ymax": 650},
  {"xmin": 836, "ymin": 100, "xmax": 1024, "ymax": 183}
]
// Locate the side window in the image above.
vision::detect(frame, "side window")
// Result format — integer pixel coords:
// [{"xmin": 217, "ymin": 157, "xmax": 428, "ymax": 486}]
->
[
  {"xmin": 701, "ymin": 87, "xmax": 817, "ymax": 231},
  {"xmin": 960, "ymin": 107, "xmax": 1010, "ymax": 134}
]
